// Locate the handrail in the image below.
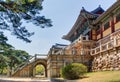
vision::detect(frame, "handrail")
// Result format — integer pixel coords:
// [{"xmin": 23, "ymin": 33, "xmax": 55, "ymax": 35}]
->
[
  {"xmin": 97, "ymin": 29, "xmax": 120, "ymax": 43},
  {"xmin": 13, "ymin": 56, "xmax": 35, "ymax": 73},
  {"xmin": 12, "ymin": 54, "xmax": 48, "ymax": 76},
  {"xmin": 91, "ymin": 30, "xmax": 120, "ymax": 55}
]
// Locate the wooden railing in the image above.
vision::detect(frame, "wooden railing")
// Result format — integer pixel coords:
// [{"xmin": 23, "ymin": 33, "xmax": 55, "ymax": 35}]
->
[{"xmin": 91, "ymin": 30, "xmax": 120, "ymax": 55}]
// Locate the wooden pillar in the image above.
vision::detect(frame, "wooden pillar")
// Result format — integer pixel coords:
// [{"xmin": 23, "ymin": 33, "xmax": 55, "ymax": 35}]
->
[
  {"xmin": 100, "ymin": 23, "xmax": 103, "ymax": 39},
  {"xmin": 89, "ymin": 30, "xmax": 92, "ymax": 40},
  {"xmin": 111, "ymin": 14, "xmax": 115, "ymax": 33}
]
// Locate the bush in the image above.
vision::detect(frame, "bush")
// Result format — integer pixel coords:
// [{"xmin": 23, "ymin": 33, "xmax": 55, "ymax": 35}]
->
[{"xmin": 61, "ymin": 63, "xmax": 87, "ymax": 80}]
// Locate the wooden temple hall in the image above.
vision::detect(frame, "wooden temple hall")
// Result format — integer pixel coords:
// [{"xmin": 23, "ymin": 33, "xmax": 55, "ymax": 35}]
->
[{"xmin": 47, "ymin": 0, "xmax": 120, "ymax": 77}]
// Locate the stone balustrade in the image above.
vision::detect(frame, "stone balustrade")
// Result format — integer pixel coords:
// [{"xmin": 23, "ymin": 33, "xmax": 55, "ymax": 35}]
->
[{"xmin": 91, "ymin": 30, "xmax": 120, "ymax": 55}]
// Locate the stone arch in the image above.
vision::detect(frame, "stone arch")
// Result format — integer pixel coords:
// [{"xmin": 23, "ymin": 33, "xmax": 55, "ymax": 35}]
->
[{"xmin": 31, "ymin": 59, "xmax": 47, "ymax": 77}]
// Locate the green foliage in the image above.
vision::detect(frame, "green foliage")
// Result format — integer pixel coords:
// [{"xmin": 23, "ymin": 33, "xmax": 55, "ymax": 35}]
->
[
  {"xmin": 0, "ymin": 49, "xmax": 30, "ymax": 75},
  {"xmin": 61, "ymin": 63, "xmax": 87, "ymax": 80},
  {"xmin": 0, "ymin": 32, "xmax": 30, "ymax": 75},
  {"xmin": 1, "ymin": 67, "xmax": 7, "ymax": 75},
  {"xmin": 0, "ymin": 0, "xmax": 52, "ymax": 42},
  {"xmin": 35, "ymin": 65, "xmax": 45, "ymax": 75},
  {"xmin": 5, "ymin": 49, "xmax": 30, "ymax": 69}
]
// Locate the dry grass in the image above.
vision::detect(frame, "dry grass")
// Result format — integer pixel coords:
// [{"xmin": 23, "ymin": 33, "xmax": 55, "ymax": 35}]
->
[{"xmin": 78, "ymin": 71, "xmax": 120, "ymax": 82}]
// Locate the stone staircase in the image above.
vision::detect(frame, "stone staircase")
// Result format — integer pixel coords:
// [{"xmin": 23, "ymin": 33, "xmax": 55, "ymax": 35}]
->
[
  {"xmin": 12, "ymin": 54, "xmax": 47, "ymax": 77},
  {"xmin": 12, "ymin": 56, "xmax": 36, "ymax": 77}
]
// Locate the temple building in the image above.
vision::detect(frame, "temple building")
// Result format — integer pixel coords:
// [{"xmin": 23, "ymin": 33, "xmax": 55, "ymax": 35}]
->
[
  {"xmin": 90, "ymin": 1, "xmax": 120, "ymax": 71},
  {"xmin": 11, "ymin": 0, "xmax": 120, "ymax": 78},
  {"xmin": 47, "ymin": 0, "xmax": 120, "ymax": 77}
]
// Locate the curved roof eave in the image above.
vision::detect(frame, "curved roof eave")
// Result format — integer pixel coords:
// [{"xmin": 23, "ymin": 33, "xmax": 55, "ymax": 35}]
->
[
  {"xmin": 62, "ymin": 9, "xmax": 98, "ymax": 41},
  {"xmin": 94, "ymin": 0, "xmax": 119, "ymax": 24}
]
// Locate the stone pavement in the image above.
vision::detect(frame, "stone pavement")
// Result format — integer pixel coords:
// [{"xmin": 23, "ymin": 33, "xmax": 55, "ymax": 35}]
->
[{"xmin": 0, "ymin": 77, "xmax": 50, "ymax": 82}]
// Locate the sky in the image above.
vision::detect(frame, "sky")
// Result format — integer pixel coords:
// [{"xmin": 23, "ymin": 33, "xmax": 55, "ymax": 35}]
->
[{"xmin": 5, "ymin": 0, "xmax": 116, "ymax": 55}]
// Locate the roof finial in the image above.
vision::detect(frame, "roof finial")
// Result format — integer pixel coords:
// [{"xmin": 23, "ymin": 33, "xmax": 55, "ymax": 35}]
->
[
  {"xmin": 81, "ymin": 7, "xmax": 86, "ymax": 12},
  {"xmin": 82, "ymin": 7, "xmax": 85, "ymax": 10},
  {"xmin": 99, "ymin": 5, "xmax": 101, "ymax": 7}
]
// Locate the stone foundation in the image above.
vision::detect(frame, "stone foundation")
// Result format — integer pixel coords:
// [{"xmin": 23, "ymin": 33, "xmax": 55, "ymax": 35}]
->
[{"xmin": 92, "ymin": 47, "xmax": 120, "ymax": 71}]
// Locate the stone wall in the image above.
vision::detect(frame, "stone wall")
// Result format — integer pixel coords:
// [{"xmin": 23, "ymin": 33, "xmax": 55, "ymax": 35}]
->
[
  {"xmin": 92, "ymin": 47, "xmax": 120, "ymax": 71},
  {"xmin": 12, "ymin": 59, "xmax": 47, "ymax": 77},
  {"xmin": 47, "ymin": 54, "xmax": 92, "ymax": 78}
]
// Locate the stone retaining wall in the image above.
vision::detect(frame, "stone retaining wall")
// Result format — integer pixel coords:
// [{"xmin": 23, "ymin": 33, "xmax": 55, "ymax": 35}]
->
[{"xmin": 92, "ymin": 47, "xmax": 120, "ymax": 71}]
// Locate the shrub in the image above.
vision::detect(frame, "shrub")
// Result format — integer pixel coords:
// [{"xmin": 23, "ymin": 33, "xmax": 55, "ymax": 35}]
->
[{"xmin": 61, "ymin": 63, "xmax": 87, "ymax": 80}]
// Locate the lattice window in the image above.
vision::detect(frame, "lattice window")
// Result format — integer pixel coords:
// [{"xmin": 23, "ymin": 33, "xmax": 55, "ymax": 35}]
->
[
  {"xmin": 116, "ymin": 13, "xmax": 120, "ymax": 23},
  {"xmin": 96, "ymin": 25, "xmax": 101, "ymax": 35},
  {"xmin": 97, "ymin": 29, "xmax": 100, "ymax": 35},
  {"xmin": 104, "ymin": 22, "xmax": 110, "ymax": 30}
]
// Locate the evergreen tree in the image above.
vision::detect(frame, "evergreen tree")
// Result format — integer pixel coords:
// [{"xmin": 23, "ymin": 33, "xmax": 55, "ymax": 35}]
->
[{"xmin": 0, "ymin": 0, "xmax": 52, "ymax": 42}]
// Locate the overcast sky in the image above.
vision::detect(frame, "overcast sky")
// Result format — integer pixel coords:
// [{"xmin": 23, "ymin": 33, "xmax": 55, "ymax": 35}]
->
[{"xmin": 5, "ymin": 0, "xmax": 116, "ymax": 55}]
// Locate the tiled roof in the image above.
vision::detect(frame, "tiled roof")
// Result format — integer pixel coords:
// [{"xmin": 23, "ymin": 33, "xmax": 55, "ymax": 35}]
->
[{"xmin": 91, "ymin": 5, "xmax": 105, "ymax": 15}]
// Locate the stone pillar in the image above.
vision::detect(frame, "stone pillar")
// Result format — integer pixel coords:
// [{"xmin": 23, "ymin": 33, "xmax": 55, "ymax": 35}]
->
[
  {"xmin": 80, "ymin": 35, "xmax": 83, "ymax": 40},
  {"xmin": 86, "ymin": 35, "xmax": 89, "ymax": 40},
  {"xmin": 114, "ymin": 36, "xmax": 117, "ymax": 46},
  {"xmin": 100, "ymin": 41, "xmax": 102, "ymax": 52}
]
